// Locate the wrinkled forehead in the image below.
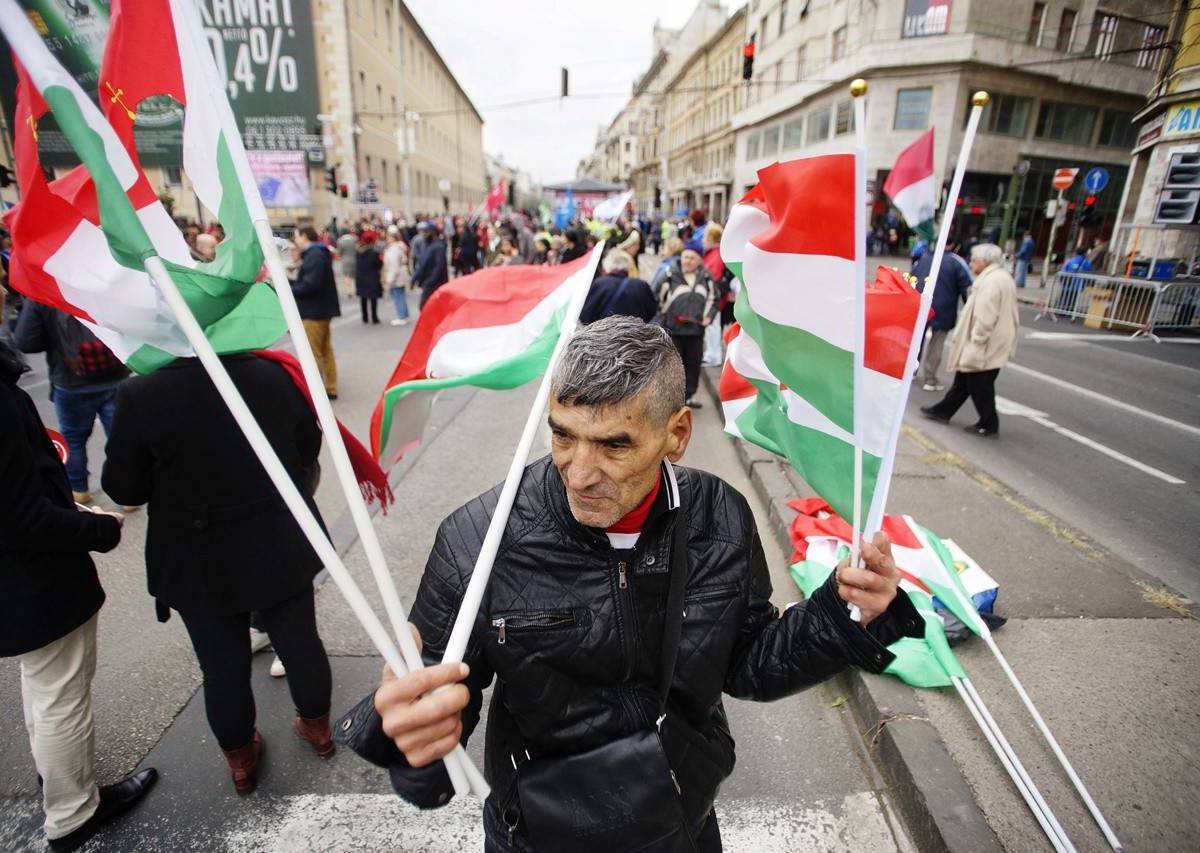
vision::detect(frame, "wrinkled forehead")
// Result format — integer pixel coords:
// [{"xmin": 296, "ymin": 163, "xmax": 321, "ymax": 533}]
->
[{"xmin": 549, "ymin": 388, "xmax": 658, "ymax": 435}]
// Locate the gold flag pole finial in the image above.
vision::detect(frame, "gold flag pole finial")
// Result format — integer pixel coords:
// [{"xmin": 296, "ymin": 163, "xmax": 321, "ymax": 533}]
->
[
  {"xmin": 850, "ymin": 78, "xmax": 867, "ymax": 98},
  {"xmin": 972, "ymin": 90, "xmax": 990, "ymax": 108}
]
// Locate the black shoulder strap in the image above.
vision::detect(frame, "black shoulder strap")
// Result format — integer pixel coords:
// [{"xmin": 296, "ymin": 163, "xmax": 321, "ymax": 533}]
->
[{"xmin": 657, "ymin": 505, "xmax": 689, "ymax": 719}]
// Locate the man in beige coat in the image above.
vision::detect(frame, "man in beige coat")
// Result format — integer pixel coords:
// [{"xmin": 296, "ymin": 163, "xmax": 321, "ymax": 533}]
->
[{"xmin": 920, "ymin": 244, "xmax": 1020, "ymax": 436}]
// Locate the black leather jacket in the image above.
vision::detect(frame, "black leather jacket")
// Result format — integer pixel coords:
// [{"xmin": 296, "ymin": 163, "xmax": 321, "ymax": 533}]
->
[{"xmin": 338, "ymin": 456, "xmax": 922, "ymax": 850}]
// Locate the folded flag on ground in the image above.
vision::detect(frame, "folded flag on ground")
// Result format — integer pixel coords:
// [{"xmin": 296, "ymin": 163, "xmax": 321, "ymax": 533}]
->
[
  {"xmin": 788, "ymin": 497, "xmax": 1000, "ymax": 687},
  {"xmin": 719, "ymin": 154, "xmax": 920, "ymax": 531},
  {"xmin": 370, "ymin": 248, "xmax": 603, "ymax": 468},
  {"xmin": 1, "ymin": 0, "xmax": 284, "ymax": 374}
]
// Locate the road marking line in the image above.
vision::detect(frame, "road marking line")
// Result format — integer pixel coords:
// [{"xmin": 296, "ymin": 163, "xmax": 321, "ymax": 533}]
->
[
  {"xmin": 1025, "ymin": 331, "xmax": 1200, "ymax": 344},
  {"xmin": 1006, "ymin": 362, "xmax": 1200, "ymax": 439},
  {"xmin": 996, "ymin": 396, "xmax": 1186, "ymax": 484}
]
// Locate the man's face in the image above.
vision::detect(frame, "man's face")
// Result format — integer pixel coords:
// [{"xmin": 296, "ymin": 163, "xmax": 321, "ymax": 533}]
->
[
  {"xmin": 680, "ymin": 250, "xmax": 701, "ymax": 274},
  {"xmin": 970, "ymin": 256, "xmax": 985, "ymax": 274},
  {"xmin": 294, "ymin": 231, "xmax": 310, "ymax": 250},
  {"xmin": 549, "ymin": 389, "xmax": 691, "ymax": 528}
]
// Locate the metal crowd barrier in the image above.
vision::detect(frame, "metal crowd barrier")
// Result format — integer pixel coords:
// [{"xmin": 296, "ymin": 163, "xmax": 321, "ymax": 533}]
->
[{"xmin": 1035, "ymin": 272, "xmax": 1200, "ymax": 340}]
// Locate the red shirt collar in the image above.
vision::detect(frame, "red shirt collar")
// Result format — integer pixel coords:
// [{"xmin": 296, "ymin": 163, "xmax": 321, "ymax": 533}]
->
[{"xmin": 606, "ymin": 473, "xmax": 663, "ymax": 534}]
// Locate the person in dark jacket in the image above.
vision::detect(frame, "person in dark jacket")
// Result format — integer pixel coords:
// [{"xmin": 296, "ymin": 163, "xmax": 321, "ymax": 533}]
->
[
  {"xmin": 412, "ymin": 223, "xmax": 449, "ymax": 309},
  {"xmin": 912, "ymin": 246, "xmax": 973, "ymax": 391},
  {"xmin": 337, "ymin": 316, "xmax": 921, "ymax": 852},
  {"xmin": 290, "ymin": 226, "xmax": 341, "ymax": 399},
  {"xmin": 579, "ymin": 248, "xmax": 657, "ymax": 324},
  {"xmin": 15, "ymin": 302, "xmax": 129, "ymax": 503},
  {"xmin": 355, "ymin": 230, "xmax": 384, "ymax": 324},
  {"xmin": 101, "ymin": 355, "xmax": 336, "ymax": 795},
  {"xmin": 657, "ymin": 248, "xmax": 719, "ymax": 408},
  {"xmin": 0, "ymin": 338, "xmax": 157, "ymax": 852}
]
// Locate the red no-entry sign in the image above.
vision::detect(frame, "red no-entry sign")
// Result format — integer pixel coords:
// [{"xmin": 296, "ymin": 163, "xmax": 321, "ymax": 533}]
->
[{"xmin": 1052, "ymin": 167, "xmax": 1079, "ymax": 191}]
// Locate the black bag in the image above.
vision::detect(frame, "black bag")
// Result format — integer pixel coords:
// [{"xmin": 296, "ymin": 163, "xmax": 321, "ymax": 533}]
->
[{"xmin": 514, "ymin": 512, "xmax": 698, "ymax": 852}]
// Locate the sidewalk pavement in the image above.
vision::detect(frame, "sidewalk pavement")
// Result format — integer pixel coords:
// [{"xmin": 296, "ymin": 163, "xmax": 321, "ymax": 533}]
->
[{"xmin": 699, "ymin": 365, "xmax": 1200, "ymax": 853}]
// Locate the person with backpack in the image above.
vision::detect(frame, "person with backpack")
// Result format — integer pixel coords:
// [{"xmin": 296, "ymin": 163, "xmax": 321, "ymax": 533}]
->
[
  {"xmin": 657, "ymin": 247, "xmax": 719, "ymax": 408},
  {"xmin": 15, "ymin": 303, "xmax": 129, "ymax": 505}
]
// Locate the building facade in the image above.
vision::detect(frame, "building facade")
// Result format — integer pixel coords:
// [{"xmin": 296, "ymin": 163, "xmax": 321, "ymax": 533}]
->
[
  {"xmin": 731, "ymin": 0, "xmax": 1169, "ymax": 255},
  {"xmin": 660, "ymin": 6, "xmax": 746, "ymax": 222},
  {"xmin": 1118, "ymin": 3, "xmax": 1200, "ymax": 276}
]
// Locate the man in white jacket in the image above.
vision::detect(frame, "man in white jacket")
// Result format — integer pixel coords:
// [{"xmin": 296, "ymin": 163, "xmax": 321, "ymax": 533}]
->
[{"xmin": 919, "ymin": 243, "xmax": 1020, "ymax": 437}]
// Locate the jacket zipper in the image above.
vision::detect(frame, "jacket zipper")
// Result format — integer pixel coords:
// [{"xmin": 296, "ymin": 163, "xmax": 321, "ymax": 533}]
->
[
  {"xmin": 615, "ymin": 559, "xmax": 637, "ymax": 681},
  {"xmin": 684, "ymin": 583, "xmax": 738, "ymax": 604},
  {"xmin": 492, "ymin": 611, "xmax": 577, "ymax": 645},
  {"xmin": 492, "ymin": 617, "xmax": 506, "ymax": 645}
]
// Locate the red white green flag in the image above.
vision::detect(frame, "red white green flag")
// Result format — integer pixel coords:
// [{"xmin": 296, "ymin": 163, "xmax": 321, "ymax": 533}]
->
[
  {"xmin": 0, "ymin": 0, "xmax": 283, "ymax": 374},
  {"xmin": 370, "ymin": 247, "xmax": 604, "ymax": 468},
  {"xmin": 718, "ymin": 156, "xmax": 921, "ymax": 532},
  {"xmin": 882, "ymin": 129, "xmax": 936, "ymax": 240}
]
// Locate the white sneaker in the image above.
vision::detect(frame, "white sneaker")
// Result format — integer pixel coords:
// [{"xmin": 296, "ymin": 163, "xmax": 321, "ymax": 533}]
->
[
  {"xmin": 269, "ymin": 656, "xmax": 286, "ymax": 678},
  {"xmin": 922, "ymin": 382, "xmax": 945, "ymax": 392},
  {"xmin": 249, "ymin": 628, "xmax": 272, "ymax": 654},
  {"xmin": 390, "ymin": 318, "xmax": 410, "ymax": 326}
]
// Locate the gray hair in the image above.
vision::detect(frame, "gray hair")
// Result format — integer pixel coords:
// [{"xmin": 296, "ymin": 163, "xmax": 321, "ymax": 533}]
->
[
  {"xmin": 971, "ymin": 243, "xmax": 1004, "ymax": 267},
  {"xmin": 553, "ymin": 316, "xmax": 685, "ymax": 423},
  {"xmin": 602, "ymin": 248, "xmax": 633, "ymax": 273}
]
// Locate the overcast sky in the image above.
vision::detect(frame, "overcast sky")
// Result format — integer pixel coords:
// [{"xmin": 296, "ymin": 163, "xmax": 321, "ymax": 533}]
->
[{"xmin": 406, "ymin": 0, "xmax": 701, "ymax": 184}]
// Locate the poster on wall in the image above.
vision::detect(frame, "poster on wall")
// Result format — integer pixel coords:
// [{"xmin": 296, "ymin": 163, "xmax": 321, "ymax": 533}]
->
[
  {"xmin": 247, "ymin": 150, "xmax": 310, "ymax": 208},
  {"xmin": 902, "ymin": 0, "xmax": 952, "ymax": 38},
  {"xmin": 1, "ymin": 0, "xmax": 324, "ymax": 167}
]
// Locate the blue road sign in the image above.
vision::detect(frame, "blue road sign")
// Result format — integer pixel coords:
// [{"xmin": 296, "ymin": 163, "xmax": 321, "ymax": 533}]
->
[{"xmin": 1084, "ymin": 167, "xmax": 1109, "ymax": 194}]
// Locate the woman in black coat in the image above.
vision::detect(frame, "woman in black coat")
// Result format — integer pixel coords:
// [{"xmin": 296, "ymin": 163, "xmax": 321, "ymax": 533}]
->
[
  {"xmin": 102, "ymin": 354, "xmax": 335, "ymax": 795},
  {"xmin": 354, "ymin": 231, "xmax": 384, "ymax": 324}
]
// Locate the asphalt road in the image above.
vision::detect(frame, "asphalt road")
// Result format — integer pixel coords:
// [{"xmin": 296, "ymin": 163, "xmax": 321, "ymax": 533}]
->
[
  {"xmin": 906, "ymin": 303, "xmax": 1200, "ymax": 602},
  {"xmin": 1, "ymin": 289, "xmax": 913, "ymax": 852}
]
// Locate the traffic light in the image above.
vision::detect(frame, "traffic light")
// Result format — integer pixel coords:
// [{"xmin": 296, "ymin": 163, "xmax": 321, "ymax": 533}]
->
[
  {"xmin": 561, "ymin": 67, "xmax": 568, "ymax": 98},
  {"xmin": 339, "ymin": 183, "xmax": 349, "ymax": 199},
  {"xmin": 1079, "ymin": 194, "xmax": 1100, "ymax": 227},
  {"xmin": 0, "ymin": 164, "xmax": 13, "ymax": 188},
  {"xmin": 742, "ymin": 39, "xmax": 756, "ymax": 81},
  {"xmin": 325, "ymin": 166, "xmax": 337, "ymax": 193}
]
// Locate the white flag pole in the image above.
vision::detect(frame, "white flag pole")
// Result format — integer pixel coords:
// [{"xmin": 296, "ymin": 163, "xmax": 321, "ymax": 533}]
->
[
  {"xmin": 959, "ymin": 677, "xmax": 1076, "ymax": 852},
  {"xmin": 870, "ymin": 93, "xmax": 988, "ymax": 531},
  {"xmin": 848, "ymin": 79, "xmax": 869, "ymax": 621},
  {"xmin": 951, "ymin": 676, "xmax": 1074, "ymax": 853},
  {"xmin": 439, "ymin": 243, "xmax": 605, "ymax": 666},
  {"xmin": 169, "ymin": 0, "xmax": 484, "ymax": 795}
]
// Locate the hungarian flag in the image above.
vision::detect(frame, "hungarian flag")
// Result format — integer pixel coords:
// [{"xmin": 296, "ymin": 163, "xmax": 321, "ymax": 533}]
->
[
  {"xmin": 718, "ymin": 157, "xmax": 921, "ymax": 533},
  {"xmin": 787, "ymin": 498, "xmax": 992, "ymax": 687},
  {"xmin": 882, "ymin": 129, "xmax": 936, "ymax": 240},
  {"xmin": 0, "ymin": 0, "xmax": 283, "ymax": 374},
  {"xmin": 370, "ymin": 246, "xmax": 603, "ymax": 468}
]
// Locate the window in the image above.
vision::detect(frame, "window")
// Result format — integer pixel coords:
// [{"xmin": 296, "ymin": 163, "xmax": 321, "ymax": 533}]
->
[
  {"xmin": 1034, "ymin": 101, "xmax": 1097, "ymax": 144},
  {"xmin": 381, "ymin": 158, "xmax": 388, "ymax": 191},
  {"xmin": 976, "ymin": 92, "xmax": 1033, "ymax": 137},
  {"xmin": 796, "ymin": 44, "xmax": 807, "ymax": 79},
  {"xmin": 1139, "ymin": 25, "xmax": 1167, "ymax": 69},
  {"xmin": 772, "ymin": 61, "xmax": 783, "ymax": 93},
  {"xmin": 783, "ymin": 117, "xmax": 804, "ymax": 149},
  {"xmin": 1027, "ymin": 2, "xmax": 1045, "ymax": 46},
  {"xmin": 806, "ymin": 106, "xmax": 830, "ymax": 144},
  {"xmin": 1056, "ymin": 9, "xmax": 1076, "ymax": 52},
  {"xmin": 165, "ymin": 166, "xmax": 182, "ymax": 185},
  {"xmin": 1094, "ymin": 13, "xmax": 1117, "ymax": 60},
  {"xmin": 893, "ymin": 88, "xmax": 932, "ymax": 130},
  {"xmin": 831, "ymin": 26, "xmax": 848, "ymax": 61},
  {"xmin": 779, "ymin": 0, "xmax": 788, "ymax": 36},
  {"xmin": 745, "ymin": 131, "xmax": 761, "ymax": 160},
  {"xmin": 1097, "ymin": 110, "xmax": 1136, "ymax": 148},
  {"xmin": 760, "ymin": 15, "xmax": 769, "ymax": 48},
  {"xmin": 763, "ymin": 125, "xmax": 780, "ymax": 155},
  {"xmin": 835, "ymin": 100, "xmax": 855, "ymax": 135},
  {"xmin": 376, "ymin": 84, "xmax": 383, "ymax": 111}
]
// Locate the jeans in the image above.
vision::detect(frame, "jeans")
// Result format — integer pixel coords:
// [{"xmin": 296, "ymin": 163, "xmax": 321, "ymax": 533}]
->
[
  {"xmin": 20, "ymin": 615, "xmax": 100, "ymax": 840},
  {"xmin": 390, "ymin": 287, "xmax": 410, "ymax": 320},
  {"xmin": 52, "ymin": 385, "xmax": 117, "ymax": 493},
  {"xmin": 1015, "ymin": 258, "xmax": 1030, "ymax": 288},
  {"xmin": 178, "ymin": 589, "xmax": 331, "ymax": 751}
]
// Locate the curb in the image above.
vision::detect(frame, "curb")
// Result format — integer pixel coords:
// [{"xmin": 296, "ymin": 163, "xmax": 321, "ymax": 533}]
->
[{"xmin": 700, "ymin": 367, "xmax": 1003, "ymax": 853}]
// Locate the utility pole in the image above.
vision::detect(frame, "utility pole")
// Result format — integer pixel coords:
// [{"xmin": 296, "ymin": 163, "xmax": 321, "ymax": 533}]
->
[{"xmin": 1040, "ymin": 187, "xmax": 1066, "ymax": 286}]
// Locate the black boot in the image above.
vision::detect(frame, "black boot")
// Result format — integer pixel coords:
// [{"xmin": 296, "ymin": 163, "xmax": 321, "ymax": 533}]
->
[{"xmin": 48, "ymin": 768, "xmax": 159, "ymax": 852}]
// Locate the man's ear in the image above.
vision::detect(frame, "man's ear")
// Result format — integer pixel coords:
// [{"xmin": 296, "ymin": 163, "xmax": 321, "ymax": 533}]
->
[{"xmin": 664, "ymin": 406, "xmax": 692, "ymax": 462}]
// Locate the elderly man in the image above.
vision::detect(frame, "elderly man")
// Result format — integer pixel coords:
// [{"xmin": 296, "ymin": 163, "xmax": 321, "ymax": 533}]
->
[
  {"xmin": 921, "ymin": 243, "xmax": 1020, "ymax": 437},
  {"xmin": 579, "ymin": 248, "xmax": 657, "ymax": 324},
  {"xmin": 338, "ymin": 316, "xmax": 923, "ymax": 851}
]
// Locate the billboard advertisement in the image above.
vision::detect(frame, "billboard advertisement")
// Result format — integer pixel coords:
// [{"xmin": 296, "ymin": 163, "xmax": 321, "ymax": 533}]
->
[
  {"xmin": 902, "ymin": 0, "xmax": 952, "ymax": 38},
  {"xmin": 1, "ymin": 0, "xmax": 323, "ymax": 167}
]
